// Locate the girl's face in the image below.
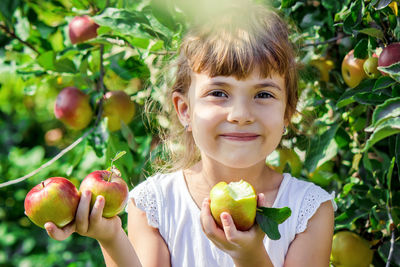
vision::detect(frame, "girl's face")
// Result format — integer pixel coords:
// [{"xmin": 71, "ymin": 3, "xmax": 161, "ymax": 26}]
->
[{"xmin": 175, "ymin": 68, "xmax": 288, "ymax": 169}]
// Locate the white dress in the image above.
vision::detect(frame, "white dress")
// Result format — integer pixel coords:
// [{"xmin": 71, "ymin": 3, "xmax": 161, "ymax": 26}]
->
[{"xmin": 126, "ymin": 170, "xmax": 335, "ymax": 267}]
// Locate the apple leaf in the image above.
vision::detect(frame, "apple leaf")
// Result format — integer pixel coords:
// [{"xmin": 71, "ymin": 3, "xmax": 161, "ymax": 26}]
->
[
  {"xmin": 363, "ymin": 117, "xmax": 400, "ymax": 151},
  {"xmin": 256, "ymin": 207, "xmax": 291, "ymax": 240}
]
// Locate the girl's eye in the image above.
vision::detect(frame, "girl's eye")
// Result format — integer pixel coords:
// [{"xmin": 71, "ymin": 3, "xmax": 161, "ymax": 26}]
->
[
  {"xmin": 209, "ymin": 90, "xmax": 228, "ymax": 98},
  {"xmin": 256, "ymin": 91, "xmax": 273, "ymax": 99}
]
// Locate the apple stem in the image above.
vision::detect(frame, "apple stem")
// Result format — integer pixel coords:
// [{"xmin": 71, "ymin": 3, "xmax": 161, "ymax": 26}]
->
[
  {"xmin": 107, "ymin": 172, "xmax": 112, "ymax": 182},
  {"xmin": 41, "ymin": 181, "xmax": 45, "ymax": 188}
]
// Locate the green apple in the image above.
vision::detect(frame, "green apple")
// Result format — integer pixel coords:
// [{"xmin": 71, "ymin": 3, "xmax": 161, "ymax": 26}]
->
[
  {"xmin": 79, "ymin": 170, "xmax": 129, "ymax": 218},
  {"xmin": 363, "ymin": 56, "xmax": 380, "ymax": 79},
  {"xmin": 330, "ymin": 231, "xmax": 373, "ymax": 267},
  {"xmin": 341, "ymin": 50, "xmax": 367, "ymax": 88},
  {"xmin": 102, "ymin": 90, "xmax": 136, "ymax": 132},
  {"xmin": 210, "ymin": 180, "xmax": 257, "ymax": 231},
  {"xmin": 24, "ymin": 177, "xmax": 80, "ymax": 228}
]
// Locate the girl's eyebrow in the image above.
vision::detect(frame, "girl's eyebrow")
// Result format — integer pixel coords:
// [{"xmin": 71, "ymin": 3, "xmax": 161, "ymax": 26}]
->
[{"xmin": 206, "ymin": 81, "xmax": 282, "ymax": 91}]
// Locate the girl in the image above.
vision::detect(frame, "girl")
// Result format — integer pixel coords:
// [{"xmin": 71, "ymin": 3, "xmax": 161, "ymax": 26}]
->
[{"xmin": 45, "ymin": 2, "xmax": 335, "ymax": 266}]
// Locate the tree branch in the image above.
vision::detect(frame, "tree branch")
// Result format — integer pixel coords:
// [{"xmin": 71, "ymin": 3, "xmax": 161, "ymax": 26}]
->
[
  {"xmin": 0, "ymin": 128, "xmax": 94, "ymax": 188},
  {"xmin": 0, "ymin": 24, "xmax": 39, "ymax": 54},
  {"xmin": 301, "ymin": 36, "xmax": 343, "ymax": 48},
  {"xmin": 385, "ymin": 207, "xmax": 396, "ymax": 267}
]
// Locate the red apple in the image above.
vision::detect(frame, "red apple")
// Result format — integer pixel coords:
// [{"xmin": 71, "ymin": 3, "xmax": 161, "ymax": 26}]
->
[
  {"xmin": 103, "ymin": 90, "xmax": 136, "ymax": 132},
  {"xmin": 378, "ymin": 43, "xmax": 400, "ymax": 76},
  {"xmin": 24, "ymin": 177, "xmax": 80, "ymax": 229},
  {"xmin": 341, "ymin": 50, "xmax": 367, "ymax": 88},
  {"xmin": 54, "ymin": 87, "xmax": 93, "ymax": 130},
  {"xmin": 79, "ymin": 170, "xmax": 129, "ymax": 218},
  {"xmin": 69, "ymin": 16, "xmax": 99, "ymax": 44}
]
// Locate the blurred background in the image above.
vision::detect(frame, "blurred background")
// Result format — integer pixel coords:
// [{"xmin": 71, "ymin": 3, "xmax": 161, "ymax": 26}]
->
[{"xmin": 0, "ymin": 0, "xmax": 399, "ymax": 266}]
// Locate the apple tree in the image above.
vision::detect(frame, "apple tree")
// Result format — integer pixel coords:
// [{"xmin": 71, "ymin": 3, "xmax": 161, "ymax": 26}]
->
[{"xmin": 0, "ymin": 0, "xmax": 399, "ymax": 266}]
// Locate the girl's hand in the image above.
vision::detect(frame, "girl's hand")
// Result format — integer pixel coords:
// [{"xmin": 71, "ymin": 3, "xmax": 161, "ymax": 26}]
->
[
  {"xmin": 200, "ymin": 193, "xmax": 270, "ymax": 264},
  {"xmin": 44, "ymin": 190, "xmax": 122, "ymax": 243}
]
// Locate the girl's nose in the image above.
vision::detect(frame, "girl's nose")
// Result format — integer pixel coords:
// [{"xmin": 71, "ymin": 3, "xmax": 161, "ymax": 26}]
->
[{"xmin": 226, "ymin": 99, "xmax": 254, "ymax": 125}]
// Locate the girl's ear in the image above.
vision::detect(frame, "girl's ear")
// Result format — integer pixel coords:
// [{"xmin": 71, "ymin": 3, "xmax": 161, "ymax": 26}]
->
[{"xmin": 172, "ymin": 91, "xmax": 191, "ymax": 127}]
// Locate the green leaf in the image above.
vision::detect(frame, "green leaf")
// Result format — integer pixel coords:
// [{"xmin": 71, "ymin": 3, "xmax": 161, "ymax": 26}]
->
[
  {"xmin": 37, "ymin": 51, "xmax": 55, "ymax": 70},
  {"xmin": 0, "ymin": 0, "xmax": 20, "ymax": 26},
  {"xmin": 354, "ymin": 39, "xmax": 368, "ymax": 59},
  {"xmin": 358, "ymin": 28, "xmax": 384, "ymax": 40},
  {"xmin": 336, "ymin": 79, "xmax": 375, "ymax": 108},
  {"xmin": 281, "ymin": 0, "xmax": 296, "ymax": 8},
  {"xmin": 93, "ymin": 8, "xmax": 153, "ymax": 39},
  {"xmin": 378, "ymin": 61, "xmax": 400, "ymax": 78},
  {"xmin": 151, "ymin": 0, "xmax": 177, "ymax": 31},
  {"xmin": 375, "ymin": 0, "xmax": 392, "ymax": 9},
  {"xmin": 112, "ymin": 151, "xmax": 127, "ymax": 162},
  {"xmin": 363, "ymin": 117, "xmax": 400, "ymax": 151},
  {"xmin": 304, "ymin": 125, "xmax": 339, "ymax": 173},
  {"xmin": 256, "ymin": 207, "xmax": 291, "ymax": 240},
  {"xmin": 387, "ymin": 157, "xmax": 395, "ymax": 192},
  {"xmin": 54, "ymin": 58, "xmax": 77, "ymax": 73},
  {"xmin": 366, "ymin": 97, "xmax": 400, "ymax": 131},
  {"xmin": 373, "ymin": 76, "xmax": 396, "ymax": 90}
]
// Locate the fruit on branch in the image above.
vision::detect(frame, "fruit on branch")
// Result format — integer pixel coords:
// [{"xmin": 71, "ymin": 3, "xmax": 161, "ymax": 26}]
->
[
  {"xmin": 79, "ymin": 170, "xmax": 129, "ymax": 218},
  {"xmin": 378, "ymin": 42, "xmax": 400, "ymax": 76},
  {"xmin": 210, "ymin": 180, "xmax": 257, "ymax": 231},
  {"xmin": 363, "ymin": 55, "xmax": 380, "ymax": 79},
  {"xmin": 102, "ymin": 90, "xmax": 135, "ymax": 132},
  {"xmin": 341, "ymin": 50, "xmax": 367, "ymax": 88},
  {"xmin": 310, "ymin": 58, "xmax": 334, "ymax": 82},
  {"xmin": 69, "ymin": 16, "xmax": 99, "ymax": 44},
  {"xmin": 24, "ymin": 177, "xmax": 80, "ymax": 228},
  {"xmin": 54, "ymin": 87, "xmax": 93, "ymax": 130},
  {"xmin": 330, "ymin": 231, "xmax": 373, "ymax": 267}
]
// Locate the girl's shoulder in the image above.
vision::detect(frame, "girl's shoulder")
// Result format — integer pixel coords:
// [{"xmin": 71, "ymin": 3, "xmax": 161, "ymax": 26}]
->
[
  {"xmin": 278, "ymin": 173, "xmax": 336, "ymax": 234},
  {"xmin": 126, "ymin": 170, "xmax": 187, "ymax": 227}
]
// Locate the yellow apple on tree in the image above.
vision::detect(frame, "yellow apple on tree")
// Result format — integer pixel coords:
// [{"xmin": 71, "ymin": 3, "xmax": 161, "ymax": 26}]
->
[
  {"xmin": 341, "ymin": 50, "xmax": 367, "ymax": 88},
  {"xmin": 103, "ymin": 90, "xmax": 135, "ymax": 132},
  {"xmin": 210, "ymin": 180, "xmax": 257, "ymax": 231},
  {"xmin": 310, "ymin": 58, "xmax": 334, "ymax": 82},
  {"xmin": 330, "ymin": 231, "xmax": 373, "ymax": 267},
  {"xmin": 54, "ymin": 87, "xmax": 93, "ymax": 130}
]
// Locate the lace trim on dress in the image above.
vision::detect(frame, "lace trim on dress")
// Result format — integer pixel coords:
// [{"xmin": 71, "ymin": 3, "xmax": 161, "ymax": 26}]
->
[
  {"xmin": 133, "ymin": 182, "xmax": 159, "ymax": 228},
  {"xmin": 296, "ymin": 186, "xmax": 334, "ymax": 234}
]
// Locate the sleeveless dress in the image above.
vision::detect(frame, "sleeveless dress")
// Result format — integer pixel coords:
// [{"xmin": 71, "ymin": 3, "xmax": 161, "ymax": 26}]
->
[{"xmin": 126, "ymin": 170, "xmax": 336, "ymax": 267}]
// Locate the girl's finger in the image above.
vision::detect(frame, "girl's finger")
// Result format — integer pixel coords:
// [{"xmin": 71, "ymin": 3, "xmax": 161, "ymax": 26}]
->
[
  {"xmin": 200, "ymin": 198, "xmax": 226, "ymax": 241},
  {"xmin": 75, "ymin": 190, "xmax": 91, "ymax": 234},
  {"xmin": 220, "ymin": 212, "xmax": 240, "ymax": 244},
  {"xmin": 45, "ymin": 222, "xmax": 75, "ymax": 241},
  {"xmin": 89, "ymin": 195, "xmax": 105, "ymax": 223}
]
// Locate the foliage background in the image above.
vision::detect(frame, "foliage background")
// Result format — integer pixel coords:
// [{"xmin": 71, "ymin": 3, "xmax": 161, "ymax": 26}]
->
[{"xmin": 0, "ymin": 0, "xmax": 399, "ymax": 266}]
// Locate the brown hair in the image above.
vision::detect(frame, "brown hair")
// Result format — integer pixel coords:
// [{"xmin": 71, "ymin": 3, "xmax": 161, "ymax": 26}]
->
[{"xmin": 152, "ymin": 2, "xmax": 299, "ymax": 173}]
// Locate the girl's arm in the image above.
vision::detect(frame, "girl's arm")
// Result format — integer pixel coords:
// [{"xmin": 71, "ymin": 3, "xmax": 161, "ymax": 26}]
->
[
  {"xmin": 127, "ymin": 198, "xmax": 171, "ymax": 267},
  {"xmin": 99, "ymin": 227, "xmax": 142, "ymax": 267},
  {"xmin": 284, "ymin": 200, "xmax": 334, "ymax": 267}
]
